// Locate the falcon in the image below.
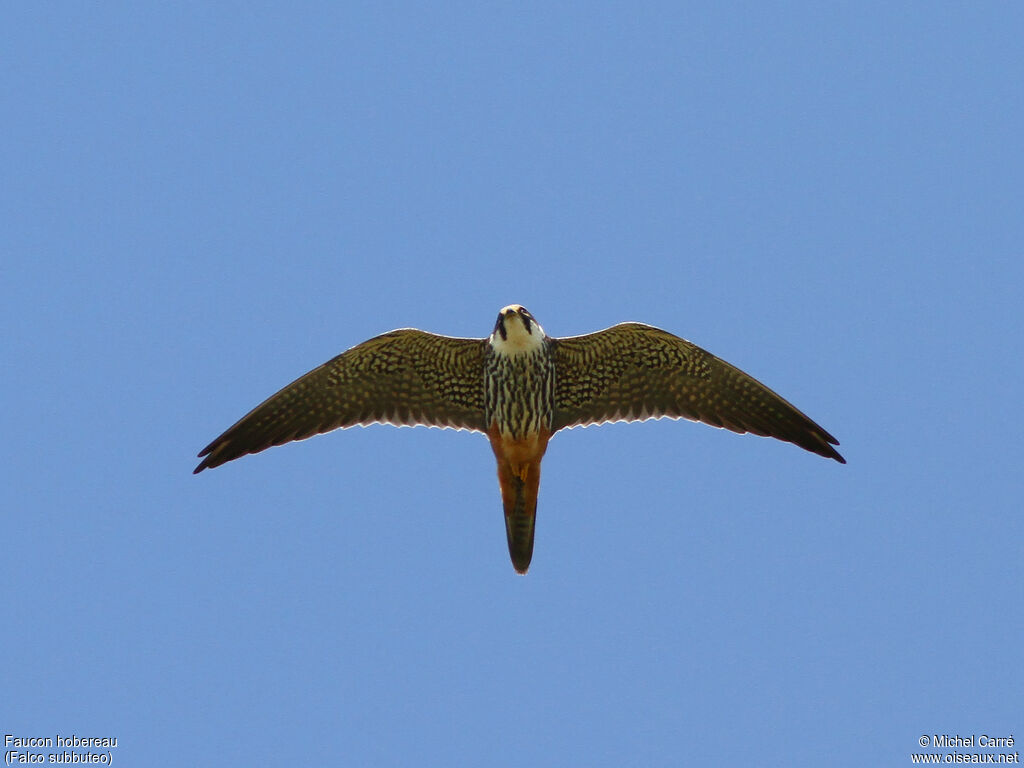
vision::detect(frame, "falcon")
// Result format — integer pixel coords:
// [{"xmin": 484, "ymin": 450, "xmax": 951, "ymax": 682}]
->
[{"xmin": 195, "ymin": 305, "xmax": 844, "ymax": 573}]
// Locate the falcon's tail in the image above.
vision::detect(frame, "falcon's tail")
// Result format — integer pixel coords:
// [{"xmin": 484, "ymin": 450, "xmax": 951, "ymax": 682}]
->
[{"xmin": 497, "ymin": 459, "xmax": 542, "ymax": 574}]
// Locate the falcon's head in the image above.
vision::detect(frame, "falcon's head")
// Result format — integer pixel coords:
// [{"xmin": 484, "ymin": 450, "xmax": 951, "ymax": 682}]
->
[{"xmin": 491, "ymin": 305, "xmax": 545, "ymax": 353}]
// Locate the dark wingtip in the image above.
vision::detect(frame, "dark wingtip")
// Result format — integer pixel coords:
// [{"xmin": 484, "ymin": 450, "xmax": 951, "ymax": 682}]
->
[
  {"xmin": 193, "ymin": 447, "xmax": 218, "ymax": 474},
  {"xmin": 193, "ymin": 438, "xmax": 223, "ymax": 474},
  {"xmin": 808, "ymin": 437, "xmax": 845, "ymax": 464},
  {"xmin": 823, "ymin": 434, "xmax": 846, "ymax": 464}
]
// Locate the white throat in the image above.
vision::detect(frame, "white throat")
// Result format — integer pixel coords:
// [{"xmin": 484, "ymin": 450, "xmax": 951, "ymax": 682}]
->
[{"xmin": 490, "ymin": 314, "xmax": 545, "ymax": 356}]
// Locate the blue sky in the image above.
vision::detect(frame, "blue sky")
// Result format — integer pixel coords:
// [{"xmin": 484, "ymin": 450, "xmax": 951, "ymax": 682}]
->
[{"xmin": 4, "ymin": 3, "xmax": 1022, "ymax": 766}]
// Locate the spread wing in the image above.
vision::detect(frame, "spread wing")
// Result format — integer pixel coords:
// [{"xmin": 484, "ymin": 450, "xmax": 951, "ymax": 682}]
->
[
  {"xmin": 195, "ymin": 329, "xmax": 488, "ymax": 472},
  {"xmin": 551, "ymin": 323, "xmax": 844, "ymax": 463}
]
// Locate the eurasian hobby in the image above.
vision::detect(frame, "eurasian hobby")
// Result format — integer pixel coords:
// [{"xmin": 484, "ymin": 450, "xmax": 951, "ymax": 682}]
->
[{"xmin": 195, "ymin": 305, "xmax": 844, "ymax": 573}]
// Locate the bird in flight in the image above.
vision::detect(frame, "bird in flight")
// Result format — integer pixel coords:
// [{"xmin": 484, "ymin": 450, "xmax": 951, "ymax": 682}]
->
[{"xmin": 195, "ymin": 305, "xmax": 844, "ymax": 573}]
